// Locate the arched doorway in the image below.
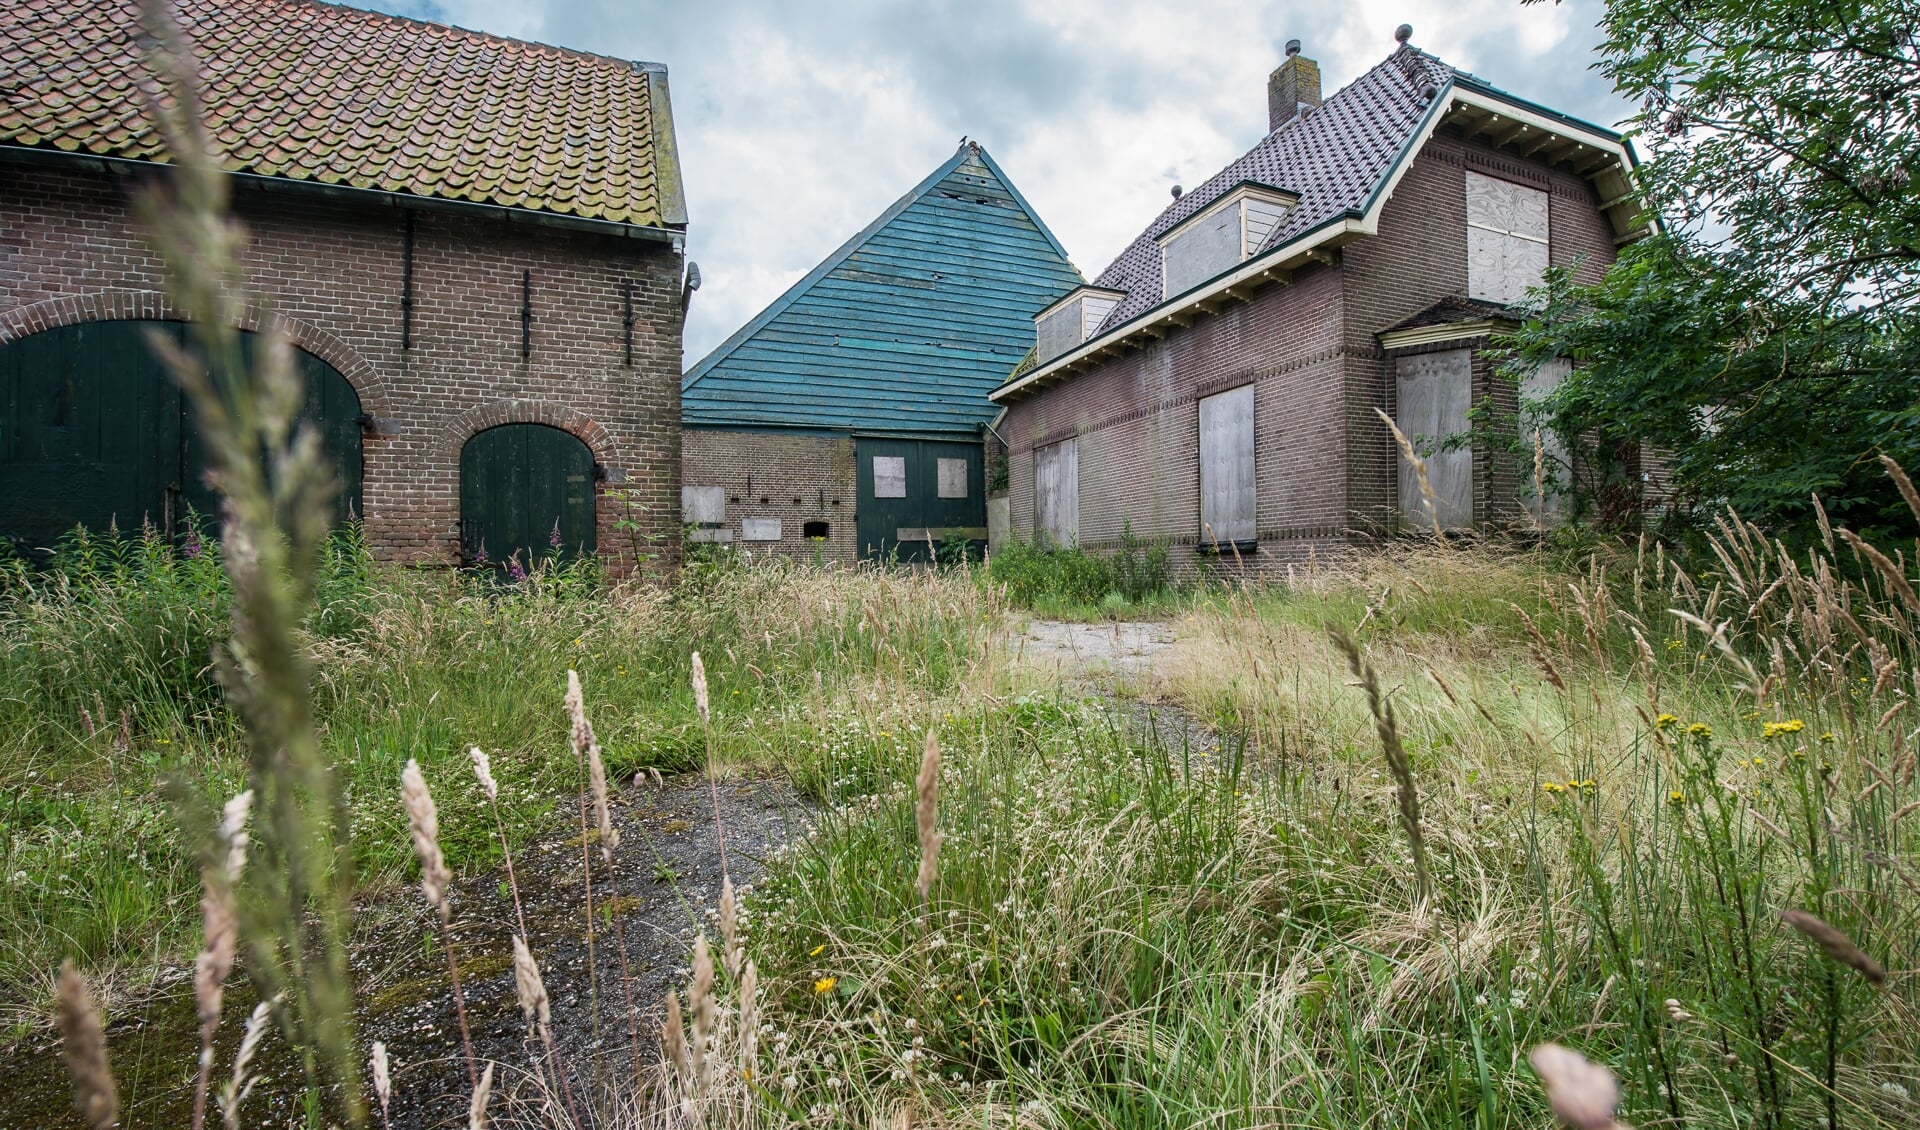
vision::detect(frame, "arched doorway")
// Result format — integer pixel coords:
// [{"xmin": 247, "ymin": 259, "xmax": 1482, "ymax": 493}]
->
[
  {"xmin": 0, "ymin": 320, "xmax": 363, "ymax": 557},
  {"xmin": 459, "ymin": 424, "xmax": 597, "ymax": 572}
]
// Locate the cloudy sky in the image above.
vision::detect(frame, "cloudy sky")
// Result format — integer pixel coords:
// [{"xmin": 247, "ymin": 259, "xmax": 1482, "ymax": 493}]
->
[{"xmin": 363, "ymin": 1, "xmax": 1630, "ymax": 366}]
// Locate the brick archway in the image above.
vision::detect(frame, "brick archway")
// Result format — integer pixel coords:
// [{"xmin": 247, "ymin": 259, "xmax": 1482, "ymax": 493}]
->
[
  {"xmin": 0, "ymin": 289, "xmax": 393, "ymax": 416},
  {"xmin": 437, "ymin": 399, "xmax": 621, "ymax": 470}
]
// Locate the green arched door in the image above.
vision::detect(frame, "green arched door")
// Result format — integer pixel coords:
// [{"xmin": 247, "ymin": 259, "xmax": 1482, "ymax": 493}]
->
[
  {"xmin": 0, "ymin": 320, "xmax": 363, "ymax": 558},
  {"xmin": 459, "ymin": 424, "xmax": 597, "ymax": 572}
]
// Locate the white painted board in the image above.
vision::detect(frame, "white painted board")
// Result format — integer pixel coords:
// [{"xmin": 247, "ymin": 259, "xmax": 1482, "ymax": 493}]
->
[
  {"xmin": 872, "ymin": 455, "xmax": 907, "ymax": 499},
  {"xmin": 742, "ymin": 518, "xmax": 781, "ymax": 541},
  {"xmin": 1198, "ymin": 384, "xmax": 1256, "ymax": 543},
  {"xmin": 937, "ymin": 457, "xmax": 969, "ymax": 499}
]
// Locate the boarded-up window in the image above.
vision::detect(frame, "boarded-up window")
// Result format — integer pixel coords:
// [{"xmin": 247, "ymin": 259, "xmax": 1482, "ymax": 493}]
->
[
  {"xmin": 1198, "ymin": 384, "xmax": 1255, "ymax": 544},
  {"xmin": 742, "ymin": 518, "xmax": 781, "ymax": 541},
  {"xmin": 1033, "ymin": 439, "xmax": 1078, "ymax": 546},
  {"xmin": 872, "ymin": 455, "xmax": 907, "ymax": 499},
  {"xmin": 1034, "ymin": 290, "xmax": 1124, "ymax": 364},
  {"xmin": 1159, "ymin": 185, "xmax": 1297, "ymax": 299},
  {"xmin": 1466, "ymin": 171, "xmax": 1549, "ymax": 305},
  {"xmin": 683, "ymin": 485, "xmax": 729, "ymax": 541},
  {"xmin": 1395, "ymin": 349, "xmax": 1473, "ymax": 529},
  {"xmin": 936, "ymin": 457, "xmax": 968, "ymax": 498},
  {"xmin": 1520, "ymin": 358, "xmax": 1571, "ymax": 522}
]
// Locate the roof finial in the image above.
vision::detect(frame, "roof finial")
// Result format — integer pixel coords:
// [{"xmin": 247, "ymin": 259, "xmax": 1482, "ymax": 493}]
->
[
  {"xmin": 1394, "ymin": 23, "xmax": 1413, "ymax": 45},
  {"xmin": 1285, "ymin": 39, "xmax": 1301, "ymax": 57}
]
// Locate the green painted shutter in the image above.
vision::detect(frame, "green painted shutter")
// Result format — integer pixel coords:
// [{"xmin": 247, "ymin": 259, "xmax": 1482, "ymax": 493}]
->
[
  {"xmin": 854, "ymin": 437, "xmax": 985, "ymax": 562},
  {"xmin": 459, "ymin": 424, "xmax": 597, "ymax": 572},
  {"xmin": 0, "ymin": 321, "xmax": 363, "ymax": 558}
]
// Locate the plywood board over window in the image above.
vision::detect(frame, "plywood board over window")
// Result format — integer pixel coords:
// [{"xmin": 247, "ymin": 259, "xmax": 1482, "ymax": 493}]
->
[
  {"xmin": 936, "ymin": 457, "xmax": 969, "ymax": 499},
  {"xmin": 1033, "ymin": 438, "xmax": 1078, "ymax": 546},
  {"xmin": 1198, "ymin": 384, "xmax": 1255, "ymax": 545},
  {"xmin": 1466, "ymin": 171, "xmax": 1549, "ymax": 306},
  {"xmin": 1395, "ymin": 349, "xmax": 1473, "ymax": 530},
  {"xmin": 872, "ymin": 455, "xmax": 907, "ymax": 499}
]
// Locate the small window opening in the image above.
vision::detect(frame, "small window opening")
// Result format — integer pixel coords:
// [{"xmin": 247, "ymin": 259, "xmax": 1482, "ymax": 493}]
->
[{"xmin": 803, "ymin": 520, "xmax": 830, "ymax": 539}]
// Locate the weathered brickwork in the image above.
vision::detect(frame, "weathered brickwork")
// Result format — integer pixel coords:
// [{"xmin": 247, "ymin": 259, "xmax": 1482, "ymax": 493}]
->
[
  {"xmin": 1004, "ymin": 127, "xmax": 1619, "ymax": 574},
  {"xmin": 1, "ymin": 164, "xmax": 685, "ymax": 570},
  {"xmin": 680, "ymin": 429, "xmax": 858, "ymax": 563}
]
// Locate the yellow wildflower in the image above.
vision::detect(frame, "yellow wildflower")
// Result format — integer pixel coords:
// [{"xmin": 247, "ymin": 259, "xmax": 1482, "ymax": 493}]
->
[
  {"xmin": 1686, "ymin": 723, "xmax": 1713, "ymax": 740},
  {"xmin": 1541, "ymin": 782, "xmax": 1566, "ymax": 794},
  {"xmin": 1818, "ymin": 731, "xmax": 1835, "ymax": 744},
  {"xmin": 1669, "ymin": 790, "xmax": 1686, "ymax": 805},
  {"xmin": 1655, "ymin": 713, "xmax": 1679, "ymax": 730},
  {"xmin": 813, "ymin": 976, "xmax": 838, "ymax": 995},
  {"xmin": 808, "ymin": 944, "xmax": 826, "ymax": 957},
  {"xmin": 1762, "ymin": 719, "xmax": 1805, "ymax": 739}
]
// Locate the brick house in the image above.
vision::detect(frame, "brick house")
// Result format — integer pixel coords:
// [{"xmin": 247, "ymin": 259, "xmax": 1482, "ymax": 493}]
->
[
  {"xmin": 989, "ymin": 29, "xmax": 1645, "ymax": 570},
  {"xmin": 682, "ymin": 142, "xmax": 1081, "ymax": 563},
  {"xmin": 1, "ymin": 0, "xmax": 690, "ymax": 573}
]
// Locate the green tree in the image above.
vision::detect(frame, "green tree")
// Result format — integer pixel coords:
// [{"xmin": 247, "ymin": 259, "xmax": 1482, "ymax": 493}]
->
[{"xmin": 1503, "ymin": 0, "xmax": 1919, "ymax": 540}]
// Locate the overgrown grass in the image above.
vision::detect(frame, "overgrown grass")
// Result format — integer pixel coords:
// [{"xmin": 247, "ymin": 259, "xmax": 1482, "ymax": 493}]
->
[
  {"xmin": 0, "ymin": 528, "xmax": 999, "ymax": 1032},
  {"xmin": 986, "ymin": 524, "xmax": 1179, "ymax": 618},
  {"xmin": 729, "ymin": 533, "xmax": 1919, "ymax": 1128}
]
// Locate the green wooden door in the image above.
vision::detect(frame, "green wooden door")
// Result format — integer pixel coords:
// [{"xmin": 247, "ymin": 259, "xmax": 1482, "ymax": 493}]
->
[
  {"xmin": 459, "ymin": 424, "xmax": 597, "ymax": 573},
  {"xmin": 0, "ymin": 320, "xmax": 362, "ymax": 558},
  {"xmin": 855, "ymin": 437, "xmax": 985, "ymax": 562}
]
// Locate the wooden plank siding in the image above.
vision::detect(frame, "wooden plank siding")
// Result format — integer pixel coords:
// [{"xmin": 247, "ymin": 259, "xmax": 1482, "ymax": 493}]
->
[{"xmin": 682, "ymin": 144, "xmax": 1083, "ymax": 437}]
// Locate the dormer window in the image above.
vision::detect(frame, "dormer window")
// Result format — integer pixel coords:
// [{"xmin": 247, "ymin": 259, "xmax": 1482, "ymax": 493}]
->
[
  {"xmin": 1158, "ymin": 182, "xmax": 1298, "ymax": 299},
  {"xmin": 1033, "ymin": 286, "xmax": 1126, "ymax": 364},
  {"xmin": 1466, "ymin": 170, "xmax": 1549, "ymax": 305}
]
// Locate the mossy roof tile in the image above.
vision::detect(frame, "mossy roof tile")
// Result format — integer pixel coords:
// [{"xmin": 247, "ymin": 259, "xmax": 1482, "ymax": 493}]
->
[{"xmin": 1, "ymin": 0, "xmax": 684, "ymax": 228}]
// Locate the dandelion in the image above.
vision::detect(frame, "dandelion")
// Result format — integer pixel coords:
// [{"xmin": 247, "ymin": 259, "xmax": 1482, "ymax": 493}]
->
[
  {"xmin": 1655, "ymin": 713, "xmax": 1679, "ymax": 730},
  {"xmin": 55, "ymin": 961, "xmax": 117, "ymax": 1130},
  {"xmin": 815, "ymin": 976, "xmax": 839, "ymax": 995}
]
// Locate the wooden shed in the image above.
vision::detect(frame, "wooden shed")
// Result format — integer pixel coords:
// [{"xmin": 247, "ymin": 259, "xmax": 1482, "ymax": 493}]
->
[{"xmin": 681, "ymin": 142, "xmax": 1082, "ymax": 562}]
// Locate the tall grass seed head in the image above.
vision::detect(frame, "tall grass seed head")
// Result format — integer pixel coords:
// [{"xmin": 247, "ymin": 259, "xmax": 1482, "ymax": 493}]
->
[
  {"xmin": 1528, "ymin": 1043, "xmax": 1621, "ymax": 1130},
  {"xmin": 56, "ymin": 960, "xmax": 118, "ymax": 1130},
  {"xmin": 469, "ymin": 747, "xmax": 497, "ymax": 802},
  {"xmin": 402, "ymin": 759, "xmax": 452, "ymax": 917},
  {"xmin": 511, "ymin": 935, "xmax": 551, "ymax": 1028},
  {"xmin": 691, "ymin": 651, "xmax": 711, "ymax": 723},
  {"xmin": 370, "ymin": 1040, "xmax": 391, "ymax": 1114}
]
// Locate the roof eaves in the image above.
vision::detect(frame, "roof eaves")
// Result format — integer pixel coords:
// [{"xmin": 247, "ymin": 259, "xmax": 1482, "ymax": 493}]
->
[
  {"xmin": 682, "ymin": 143, "xmax": 972, "ymax": 388},
  {"xmin": 1450, "ymin": 72, "xmax": 1625, "ymax": 143},
  {"xmin": 991, "ymin": 210, "xmax": 1369, "ymax": 403}
]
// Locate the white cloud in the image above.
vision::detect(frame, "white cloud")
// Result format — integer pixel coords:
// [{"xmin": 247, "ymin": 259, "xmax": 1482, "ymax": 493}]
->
[{"xmin": 364, "ymin": 1, "xmax": 1627, "ymax": 365}]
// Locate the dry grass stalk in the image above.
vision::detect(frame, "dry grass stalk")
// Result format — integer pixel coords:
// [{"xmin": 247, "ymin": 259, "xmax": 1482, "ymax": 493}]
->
[
  {"xmin": 691, "ymin": 934, "xmax": 717, "ymax": 1090},
  {"xmin": 1881, "ymin": 454, "xmax": 1920, "ymax": 525},
  {"xmin": 370, "ymin": 1041, "xmax": 392, "ymax": 1130},
  {"xmin": 401, "ymin": 758, "xmax": 476, "ymax": 1086},
  {"xmin": 471, "ymin": 747, "xmax": 529, "ymax": 938},
  {"xmin": 1532, "ymin": 428, "xmax": 1548, "ymax": 535},
  {"xmin": 691, "ymin": 650, "xmax": 712, "ymax": 724},
  {"xmin": 1781, "ymin": 909, "xmax": 1887, "ymax": 987},
  {"xmin": 219, "ymin": 995, "xmax": 277, "ymax": 1130},
  {"xmin": 192, "ymin": 789, "xmax": 252, "ymax": 1130},
  {"xmin": 692, "ymin": 651, "xmax": 733, "ymax": 881},
  {"xmin": 738, "ymin": 959, "xmax": 760, "ymax": 1081},
  {"xmin": 1374, "ymin": 407, "xmax": 1447, "ymax": 542},
  {"xmin": 570, "ymin": 672, "xmax": 645, "ymax": 1081},
  {"xmin": 662, "ymin": 991, "xmax": 691, "ymax": 1087},
  {"xmin": 512, "ymin": 935, "xmax": 582, "ymax": 1126},
  {"xmin": 1528, "ymin": 1043, "xmax": 1626, "ymax": 1130},
  {"xmin": 1331, "ymin": 629, "xmax": 1433, "ymax": 906},
  {"xmin": 917, "ymin": 731, "xmax": 944, "ymax": 904},
  {"xmin": 469, "ymin": 1061, "xmax": 494, "ymax": 1130},
  {"xmin": 1837, "ymin": 527, "xmax": 1920, "ymax": 615},
  {"xmin": 720, "ymin": 875, "xmax": 743, "ymax": 980},
  {"xmin": 56, "ymin": 961, "xmax": 117, "ymax": 1130}
]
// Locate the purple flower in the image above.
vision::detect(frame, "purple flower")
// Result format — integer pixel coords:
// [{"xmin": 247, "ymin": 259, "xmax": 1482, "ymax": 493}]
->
[
  {"xmin": 507, "ymin": 553, "xmax": 527, "ymax": 581},
  {"xmin": 472, "ymin": 540, "xmax": 488, "ymax": 565},
  {"xmin": 549, "ymin": 519, "xmax": 563, "ymax": 549},
  {"xmin": 182, "ymin": 529, "xmax": 203, "ymax": 560}
]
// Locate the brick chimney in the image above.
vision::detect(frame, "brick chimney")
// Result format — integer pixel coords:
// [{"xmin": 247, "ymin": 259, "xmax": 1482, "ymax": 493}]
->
[{"xmin": 1267, "ymin": 39, "xmax": 1321, "ymax": 131}]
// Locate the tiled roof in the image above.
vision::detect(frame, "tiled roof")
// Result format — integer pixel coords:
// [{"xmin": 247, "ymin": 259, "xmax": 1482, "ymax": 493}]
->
[
  {"xmin": 1088, "ymin": 45, "xmax": 1453, "ymax": 329},
  {"xmin": 684, "ymin": 144, "xmax": 1082, "ymax": 436},
  {"xmin": 0, "ymin": 0, "xmax": 685, "ymax": 228}
]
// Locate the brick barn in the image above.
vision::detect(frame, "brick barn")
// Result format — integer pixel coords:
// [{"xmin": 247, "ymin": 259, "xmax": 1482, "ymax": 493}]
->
[
  {"xmin": 1, "ymin": 0, "xmax": 690, "ymax": 573},
  {"xmin": 681, "ymin": 142, "xmax": 1081, "ymax": 563},
  {"xmin": 989, "ymin": 29, "xmax": 1646, "ymax": 570}
]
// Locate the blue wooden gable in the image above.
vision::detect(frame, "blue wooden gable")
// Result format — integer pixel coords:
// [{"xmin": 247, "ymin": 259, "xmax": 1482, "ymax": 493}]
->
[{"xmin": 683, "ymin": 143, "xmax": 1082, "ymax": 436}]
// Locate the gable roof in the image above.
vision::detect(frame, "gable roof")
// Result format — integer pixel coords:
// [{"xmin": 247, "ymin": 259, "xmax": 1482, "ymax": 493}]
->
[
  {"xmin": 0, "ymin": 0, "xmax": 685, "ymax": 230},
  {"xmin": 992, "ymin": 43, "xmax": 1638, "ymax": 404},
  {"xmin": 1088, "ymin": 46, "xmax": 1456, "ymax": 329},
  {"xmin": 683, "ymin": 143, "xmax": 1081, "ymax": 435}
]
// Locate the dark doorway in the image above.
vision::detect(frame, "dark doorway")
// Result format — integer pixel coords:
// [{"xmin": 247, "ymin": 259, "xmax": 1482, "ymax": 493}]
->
[
  {"xmin": 0, "ymin": 320, "xmax": 363, "ymax": 557},
  {"xmin": 458, "ymin": 424, "xmax": 597, "ymax": 573},
  {"xmin": 854, "ymin": 437, "xmax": 985, "ymax": 562}
]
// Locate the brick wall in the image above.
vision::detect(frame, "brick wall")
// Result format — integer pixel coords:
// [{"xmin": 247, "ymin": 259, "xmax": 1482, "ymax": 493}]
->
[
  {"xmin": 0, "ymin": 163, "xmax": 685, "ymax": 570},
  {"xmin": 680, "ymin": 429, "xmax": 858, "ymax": 563},
  {"xmin": 1002, "ymin": 126, "xmax": 1620, "ymax": 571}
]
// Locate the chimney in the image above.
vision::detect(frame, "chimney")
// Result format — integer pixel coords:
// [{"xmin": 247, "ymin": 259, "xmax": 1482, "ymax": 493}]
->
[{"xmin": 1267, "ymin": 39, "xmax": 1321, "ymax": 131}]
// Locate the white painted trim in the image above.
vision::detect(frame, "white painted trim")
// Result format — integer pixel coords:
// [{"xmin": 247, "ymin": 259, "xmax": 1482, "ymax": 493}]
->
[
  {"xmin": 1378, "ymin": 319, "xmax": 1510, "ymax": 351},
  {"xmin": 1154, "ymin": 183, "xmax": 1299, "ymax": 248},
  {"xmin": 1032, "ymin": 285, "xmax": 1128, "ymax": 323}
]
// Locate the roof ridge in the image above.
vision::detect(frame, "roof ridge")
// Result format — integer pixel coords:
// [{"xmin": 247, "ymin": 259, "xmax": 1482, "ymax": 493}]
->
[{"xmin": 302, "ymin": 1, "xmax": 664, "ymax": 74}]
